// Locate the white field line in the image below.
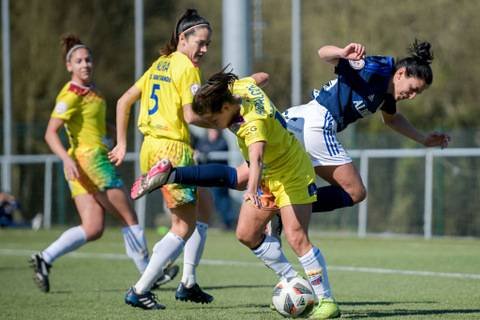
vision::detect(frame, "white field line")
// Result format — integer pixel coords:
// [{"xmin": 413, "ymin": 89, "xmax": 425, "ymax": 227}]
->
[{"xmin": 2, "ymin": 248, "xmax": 480, "ymax": 280}]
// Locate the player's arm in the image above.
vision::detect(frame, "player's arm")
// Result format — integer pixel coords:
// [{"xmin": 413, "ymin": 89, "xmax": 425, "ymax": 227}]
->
[
  {"xmin": 381, "ymin": 111, "xmax": 450, "ymax": 148},
  {"xmin": 108, "ymin": 85, "xmax": 141, "ymax": 166},
  {"xmin": 44, "ymin": 117, "xmax": 79, "ymax": 180},
  {"xmin": 244, "ymin": 141, "xmax": 266, "ymax": 209},
  {"xmin": 183, "ymin": 104, "xmax": 215, "ymax": 128},
  {"xmin": 318, "ymin": 43, "xmax": 366, "ymax": 66}
]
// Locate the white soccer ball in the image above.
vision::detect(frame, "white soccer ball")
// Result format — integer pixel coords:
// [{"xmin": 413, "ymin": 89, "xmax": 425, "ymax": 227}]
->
[{"xmin": 272, "ymin": 276, "xmax": 316, "ymax": 318}]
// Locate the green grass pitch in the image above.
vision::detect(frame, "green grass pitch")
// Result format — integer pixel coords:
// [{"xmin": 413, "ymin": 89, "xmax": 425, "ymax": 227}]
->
[{"xmin": 1, "ymin": 228, "xmax": 479, "ymax": 319}]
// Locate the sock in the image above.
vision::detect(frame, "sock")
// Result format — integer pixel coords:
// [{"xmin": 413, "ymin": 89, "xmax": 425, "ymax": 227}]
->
[
  {"xmin": 173, "ymin": 164, "xmax": 238, "ymax": 189},
  {"xmin": 134, "ymin": 232, "xmax": 185, "ymax": 294},
  {"xmin": 122, "ymin": 224, "xmax": 149, "ymax": 273},
  {"xmin": 298, "ymin": 246, "xmax": 332, "ymax": 299},
  {"xmin": 252, "ymin": 235, "xmax": 298, "ymax": 280},
  {"xmin": 42, "ymin": 226, "xmax": 87, "ymax": 264},
  {"xmin": 312, "ymin": 185, "xmax": 354, "ymax": 212},
  {"xmin": 181, "ymin": 221, "xmax": 208, "ymax": 288}
]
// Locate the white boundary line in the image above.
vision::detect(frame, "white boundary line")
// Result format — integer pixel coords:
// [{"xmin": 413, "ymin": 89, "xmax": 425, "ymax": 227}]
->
[{"xmin": 2, "ymin": 248, "xmax": 480, "ymax": 280}]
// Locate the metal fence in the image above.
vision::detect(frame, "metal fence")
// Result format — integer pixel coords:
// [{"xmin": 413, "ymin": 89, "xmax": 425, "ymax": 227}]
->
[{"xmin": 2, "ymin": 147, "xmax": 480, "ymax": 238}]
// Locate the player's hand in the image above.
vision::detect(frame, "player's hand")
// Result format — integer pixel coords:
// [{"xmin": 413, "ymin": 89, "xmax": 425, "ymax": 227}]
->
[
  {"xmin": 423, "ymin": 132, "xmax": 451, "ymax": 149},
  {"xmin": 63, "ymin": 157, "xmax": 79, "ymax": 180},
  {"xmin": 243, "ymin": 191, "xmax": 262, "ymax": 209},
  {"xmin": 108, "ymin": 144, "xmax": 126, "ymax": 166},
  {"xmin": 341, "ymin": 43, "xmax": 366, "ymax": 60}
]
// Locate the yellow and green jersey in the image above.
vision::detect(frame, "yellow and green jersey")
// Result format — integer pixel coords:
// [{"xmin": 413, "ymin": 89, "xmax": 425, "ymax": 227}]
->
[
  {"xmin": 135, "ymin": 51, "xmax": 201, "ymax": 144},
  {"xmin": 229, "ymin": 77, "xmax": 317, "ymax": 207},
  {"xmin": 51, "ymin": 81, "xmax": 108, "ymax": 151}
]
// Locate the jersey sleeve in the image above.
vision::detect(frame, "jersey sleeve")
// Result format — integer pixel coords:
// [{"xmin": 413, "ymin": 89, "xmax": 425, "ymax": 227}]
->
[
  {"xmin": 238, "ymin": 119, "xmax": 268, "ymax": 147},
  {"xmin": 178, "ymin": 65, "xmax": 201, "ymax": 106},
  {"xmin": 134, "ymin": 68, "xmax": 150, "ymax": 91},
  {"xmin": 50, "ymin": 91, "xmax": 80, "ymax": 121},
  {"xmin": 380, "ymin": 94, "xmax": 397, "ymax": 114}
]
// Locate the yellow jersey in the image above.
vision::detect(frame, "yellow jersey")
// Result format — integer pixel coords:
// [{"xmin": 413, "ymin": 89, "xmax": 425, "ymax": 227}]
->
[
  {"xmin": 229, "ymin": 77, "xmax": 311, "ymax": 179},
  {"xmin": 50, "ymin": 82, "xmax": 108, "ymax": 151},
  {"xmin": 135, "ymin": 51, "xmax": 201, "ymax": 144}
]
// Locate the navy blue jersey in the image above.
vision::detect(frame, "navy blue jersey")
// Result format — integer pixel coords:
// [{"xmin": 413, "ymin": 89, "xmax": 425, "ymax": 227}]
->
[{"xmin": 313, "ymin": 55, "xmax": 397, "ymax": 132}]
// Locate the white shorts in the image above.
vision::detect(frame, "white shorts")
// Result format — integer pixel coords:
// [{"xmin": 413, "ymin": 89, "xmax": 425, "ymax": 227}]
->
[{"xmin": 283, "ymin": 99, "xmax": 352, "ymax": 167}]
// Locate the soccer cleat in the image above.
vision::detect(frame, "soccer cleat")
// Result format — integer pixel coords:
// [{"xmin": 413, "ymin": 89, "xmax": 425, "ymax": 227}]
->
[
  {"xmin": 125, "ymin": 287, "xmax": 166, "ymax": 310},
  {"xmin": 29, "ymin": 252, "xmax": 51, "ymax": 293},
  {"xmin": 308, "ymin": 297, "xmax": 341, "ymax": 319},
  {"xmin": 131, "ymin": 159, "xmax": 173, "ymax": 200},
  {"xmin": 151, "ymin": 264, "xmax": 180, "ymax": 290},
  {"xmin": 175, "ymin": 282, "xmax": 214, "ymax": 304}
]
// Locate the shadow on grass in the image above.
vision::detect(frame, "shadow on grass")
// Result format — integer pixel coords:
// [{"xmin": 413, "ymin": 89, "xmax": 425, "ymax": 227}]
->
[
  {"xmin": 342, "ymin": 308, "xmax": 480, "ymax": 318},
  {"xmin": 340, "ymin": 301, "xmax": 436, "ymax": 306}
]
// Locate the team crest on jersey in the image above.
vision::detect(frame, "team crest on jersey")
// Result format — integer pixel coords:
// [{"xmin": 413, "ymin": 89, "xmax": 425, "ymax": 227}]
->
[
  {"xmin": 349, "ymin": 59, "xmax": 365, "ymax": 70},
  {"xmin": 54, "ymin": 101, "xmax": 68, "ymax": 114},
  {"xmin": 190, "ymin": 84, "xmax": 200, "ymax": 95}
]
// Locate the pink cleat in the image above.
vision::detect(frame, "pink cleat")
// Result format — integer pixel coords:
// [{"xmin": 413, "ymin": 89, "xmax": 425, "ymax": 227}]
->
[{"xmin": 130, "ymin": 159, "xmax": 173, "ymax": 200}]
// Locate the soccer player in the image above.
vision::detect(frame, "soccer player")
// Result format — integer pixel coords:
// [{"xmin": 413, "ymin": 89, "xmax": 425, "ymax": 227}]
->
[
  {"xmin": 135, "ymin": 40, "xmax": 450, "ymax": 216},
  {"xmin": 108, "ymin": 9, "xmax": 215, "ymax": 309},
  {"xmin": 31, "ymin": 34, "xmax": 178, "ymax": 293},
  {"xmin": 190, "ymin": 70, "xmax": 341, "ymax": 319}
]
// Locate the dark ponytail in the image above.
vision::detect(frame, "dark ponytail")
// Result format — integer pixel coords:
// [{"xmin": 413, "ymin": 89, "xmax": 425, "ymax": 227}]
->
[
  {"xmin": 160, "ymin": 8, "xmax": 211, "ymax": 56},
  {"xmin": 395, "ymin": 39, "xmax": 434, "ymax": 85},
  {"xmin": 193, "ymin": 68, "xmax": 238, "ymax": 115}
]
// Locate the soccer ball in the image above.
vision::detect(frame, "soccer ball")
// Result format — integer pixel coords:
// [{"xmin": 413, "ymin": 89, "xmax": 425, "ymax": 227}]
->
[{"xmin": 272, "ymin": 277, "xmax": 316, "ymax": 318}]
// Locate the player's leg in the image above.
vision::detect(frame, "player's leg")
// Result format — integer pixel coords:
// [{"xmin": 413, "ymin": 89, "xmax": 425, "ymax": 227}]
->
[
  {"xmin": 313, "ymin": 163, "xmax": 366, "ymax": 212},
  {"xmin": 236, "ymin": 204, "xmax": 298, "ymax": 281},
  {"xmin": 31, "ymin": 194, "xmax": 103, "ymax": 292},
  {"xmin": 176, "ymin": 187, "xmax": 213, "ymax": 303},
  {"xmin": 287, "ymin": 101, "xmax": 364, "ymax": 213},
  {"xmin": 126, "ymin": 202, "xmax": 196, "ymax": 309},
  {"xmin": 95, "ymin": 188, "xmax": 150, "ymax": 274},
  {"xmin": 280, "ymin": 204, "xmax": 340, "ymax": 319},
  {"xmin": 131, "ymin": 160, "xmax": 250, "ymax": 200}
]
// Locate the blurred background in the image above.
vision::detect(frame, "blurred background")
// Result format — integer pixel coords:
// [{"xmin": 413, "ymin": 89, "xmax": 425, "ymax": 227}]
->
[{"xmin": 1, "ymin": 0, "xmax": 479, "ymax": 237}]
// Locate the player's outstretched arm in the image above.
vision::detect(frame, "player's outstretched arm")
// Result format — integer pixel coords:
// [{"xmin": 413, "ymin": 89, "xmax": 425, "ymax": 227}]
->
[{"xmin": 381, "ymin": 110, "xmax": 450, "ymax": 148}]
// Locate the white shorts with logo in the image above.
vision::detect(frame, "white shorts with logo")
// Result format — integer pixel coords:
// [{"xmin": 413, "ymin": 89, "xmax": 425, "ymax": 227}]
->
[{"xmin": 283, "ymin": 99, "xmax": 352, "ymax": 167}]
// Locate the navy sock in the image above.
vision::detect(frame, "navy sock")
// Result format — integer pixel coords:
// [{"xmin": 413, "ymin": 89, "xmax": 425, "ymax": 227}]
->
[
  {"xmin": 173, "ymin": 164, "xmax": 238, "ymax": 189},
  {"xmin": 312, "ymin": 185, "xmax": 354, "ymax": 212}
]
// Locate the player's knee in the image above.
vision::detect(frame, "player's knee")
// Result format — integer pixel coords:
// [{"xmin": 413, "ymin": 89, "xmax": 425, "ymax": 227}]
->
[
  {"xmin": 351, "ymin": 185, "xmax": 367, "ymax": 204},
  {"xmin": 236, "ymin": 228, "xmax": 259, "ymax": 249},
  {"xmin": 83, "ymin": 225, "xmax": 104, "ymax": 241}
]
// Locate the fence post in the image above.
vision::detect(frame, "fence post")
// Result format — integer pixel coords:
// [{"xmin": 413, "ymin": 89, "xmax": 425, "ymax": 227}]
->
[
  {"xmin": 424, "ymin": 150, "xmax": 433, "ymax": 239},
  {"xmin": 43, "ymin": 159, "xmax": 53, "ymax": 229},
  {"xmin": 358, "ymin": 151, "xmax": 369, "ymax": 238}
]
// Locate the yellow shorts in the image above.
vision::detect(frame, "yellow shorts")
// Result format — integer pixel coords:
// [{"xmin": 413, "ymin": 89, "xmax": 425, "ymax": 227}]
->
[
  {"xmin": 67, "ymin": 147, "xmax": 123, "ymax": 198},
  {"xmin": 140, "ymin": 136, "xmax": 196, "ymax": 208},
  {"xmin": 259, "ymin": 145, "xmax": 317, "ymax": 209}
]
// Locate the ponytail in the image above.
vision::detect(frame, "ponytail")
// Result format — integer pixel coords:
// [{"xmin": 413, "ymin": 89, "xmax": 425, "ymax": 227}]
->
[{"xmin": 395, "ymin": 39, "xmax": 433, "ymax": 85}]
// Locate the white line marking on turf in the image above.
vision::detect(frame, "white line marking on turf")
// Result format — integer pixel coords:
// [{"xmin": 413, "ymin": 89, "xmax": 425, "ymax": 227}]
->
[{"xmin": 3, "ymin": 248, "xmax": 480, "ymax": 280}]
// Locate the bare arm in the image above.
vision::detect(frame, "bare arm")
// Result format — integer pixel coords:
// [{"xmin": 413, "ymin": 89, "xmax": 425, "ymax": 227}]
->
[
  {"xmin": 381, "ymin": 111, "xmax": 451, "ymax": 148},
  {"xmin": 243, "ymin": 141, "xmax": 266, "ymax": 209},
  {"xmin": 44, "ymin": 117, "xmax": 79, "ymax": 180},
  {"xmin": 108, "ymin": 85, "xmax": 141, "ymax": 166},
  {"xmin": 318, "ymin": 43, "xmax": 366, "ymax": 66},
  {"xmin": 183, "ymin": 104, "xmax": 215, "ymax": 128}
]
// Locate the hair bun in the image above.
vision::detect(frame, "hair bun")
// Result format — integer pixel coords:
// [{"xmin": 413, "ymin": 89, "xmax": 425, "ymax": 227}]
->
[{"xmin": 409, "ymin": 39, "xmax": 433, "ymax": 64}]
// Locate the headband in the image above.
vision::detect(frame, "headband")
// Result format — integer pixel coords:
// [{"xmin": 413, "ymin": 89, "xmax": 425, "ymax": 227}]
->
[
  {"xmin": 179, "ymin": 23, "xmax": 210, "ymax": 37},
  {"xmin": 66, "ymin": 44, "xmax": 87, "ymax": 61}
]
